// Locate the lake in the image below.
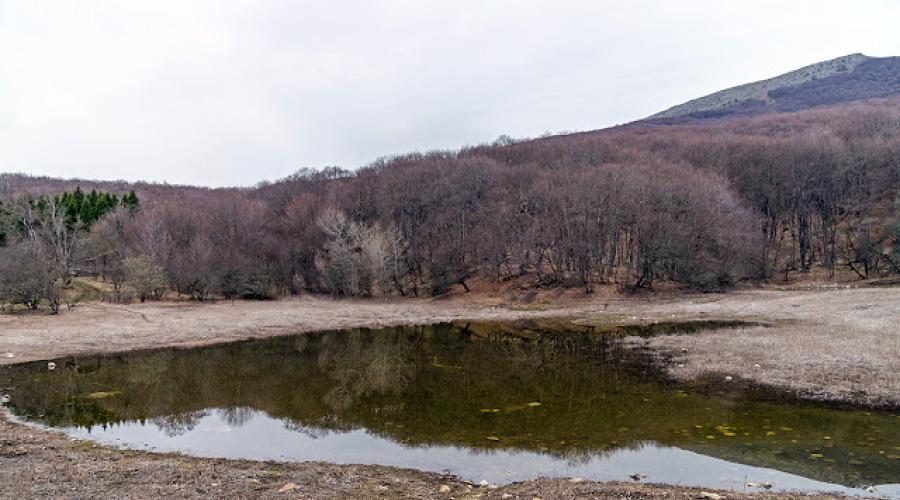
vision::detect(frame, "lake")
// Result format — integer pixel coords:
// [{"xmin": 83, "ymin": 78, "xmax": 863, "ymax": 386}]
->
[{"xmin": 1, "ymin": 321, "xmax": 898, "ymax": 497}]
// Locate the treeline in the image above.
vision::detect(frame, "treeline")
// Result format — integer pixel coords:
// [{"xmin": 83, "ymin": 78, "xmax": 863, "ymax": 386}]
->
[
  {"xmin": 3, "ymin": 97, "xmax": 900, "ymax": 309},
  {"xmin": 0, "ymin": 188, "xmax": 139, "ymax": 311}
]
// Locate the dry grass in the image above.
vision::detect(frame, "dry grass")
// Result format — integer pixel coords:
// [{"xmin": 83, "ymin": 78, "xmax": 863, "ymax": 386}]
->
[
  {"xmin": 650, "ymin": 53, "xmax": 868, "ymax": 119},
  {"xmin": 634, "ymin": 287, "xmax": 900, "ymax": 407}
]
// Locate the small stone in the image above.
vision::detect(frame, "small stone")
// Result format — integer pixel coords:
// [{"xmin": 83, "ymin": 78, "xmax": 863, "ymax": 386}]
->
[
  {"xmin": 501, "ymin": 494, "xmax": 513, "ymax": 500},
  {"xmin": 478, "ymin": 479, "xmax": 489, "ymax": 487},
  {"xmin": 439, "ymin": 485, "xmax": 451, "ymax": 493},
  {"xmin": 47, "ymin": 362, "xmax": 56, "ymax": 371},
  {"xmin": 277, "ymin": 482, "xmax": 297, "ymax": 493},
  {"xmin": 1, "ymin": 353, "xmax": 14, "ymax": 358},
  {"xmin": 724, "ymin": 375, "xmax": 733, "ymax": 382},
  {"xmin": 568, "ymin": 477, "xmax": 584, "ymax": 483},
  {"xmin": 753, "ymin": 363, "xmax": 761, "ymax": 368},
  {"xmin": 699, "ymin": 493, "xmax": 724, "ymax": 500}
]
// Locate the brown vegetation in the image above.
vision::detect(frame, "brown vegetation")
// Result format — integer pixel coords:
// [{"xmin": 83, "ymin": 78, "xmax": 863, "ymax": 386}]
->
[{"xmin": 5, "ymin": 96, "xmax": 900, "ymax": 307}]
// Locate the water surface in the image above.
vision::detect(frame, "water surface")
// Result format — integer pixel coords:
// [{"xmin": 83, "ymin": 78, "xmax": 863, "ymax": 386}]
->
[{"xmin": 1, "ymin": 321, "xmax": 897, "ymax": 497}]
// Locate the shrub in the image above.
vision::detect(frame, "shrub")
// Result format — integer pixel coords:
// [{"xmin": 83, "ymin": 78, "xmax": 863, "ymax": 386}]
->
[{"xmin": 123, "ymin": 255, "xmax": 168, "ymax": 302}]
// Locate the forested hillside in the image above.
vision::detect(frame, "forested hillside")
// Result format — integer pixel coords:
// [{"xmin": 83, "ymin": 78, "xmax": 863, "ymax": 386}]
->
[{"xmin": 3, "ymin": 95, "xmax": 900, "ymax": 308}]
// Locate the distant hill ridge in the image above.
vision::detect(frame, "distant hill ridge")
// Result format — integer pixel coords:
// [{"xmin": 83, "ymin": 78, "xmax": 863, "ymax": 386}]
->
[{"xmin": 648, "ymin": 53, "xmax": 900, "ymax": 122}]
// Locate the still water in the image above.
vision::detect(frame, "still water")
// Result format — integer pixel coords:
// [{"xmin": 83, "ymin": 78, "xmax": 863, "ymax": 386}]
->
[{"xmin": 1, "ymin": 321, "xmax": 898, "ymax": 497}]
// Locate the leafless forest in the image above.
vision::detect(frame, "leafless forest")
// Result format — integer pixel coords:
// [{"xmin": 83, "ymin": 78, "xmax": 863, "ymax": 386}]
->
[{"xmin": 2, "ymin": 97, "xmax": 900, "ymax": 308}]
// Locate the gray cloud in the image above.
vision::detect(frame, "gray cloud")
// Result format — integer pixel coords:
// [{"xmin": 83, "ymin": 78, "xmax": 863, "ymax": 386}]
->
[{"xmin": 1, "ymin": 0, "xmax": 899, "ymax": 186}]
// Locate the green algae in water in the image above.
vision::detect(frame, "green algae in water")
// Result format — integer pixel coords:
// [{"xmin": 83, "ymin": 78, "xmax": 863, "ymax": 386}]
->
[{"xmin": 0, "ymin": 322, "xmax": 897, "ymax": 495}]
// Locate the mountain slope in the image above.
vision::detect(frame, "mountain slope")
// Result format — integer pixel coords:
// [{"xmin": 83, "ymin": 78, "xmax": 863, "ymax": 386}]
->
[{"xmin": 648, "ymin": 53, "xmax": 900, "ymax": 122}]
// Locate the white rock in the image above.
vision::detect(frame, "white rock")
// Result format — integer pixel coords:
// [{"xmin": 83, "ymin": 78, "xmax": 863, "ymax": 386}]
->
[
  {"xmin": 438, "ymin": 484, "xmax": 451, "ymax": 493},
  {"xmin": 478, "ymin": 479, "xmax": 489, "ymax": 487},
  {"xmin": 47, "ymin": 362, "xmax": 56, "ymax": 371},
  {"xmin": 277, "ymin": 482, "xmax": 297, "ymax": 493},
  {"xmin": 568, "ymin": 477, "xmax": 584, "ymax": 483},
  {"xmin": 1, "ymin": 353, "xmax": 14, "ymax": 358},
  {"xmin": 754, "ymin": 363, "xmax": 761, "ymax": 369},
  {"xmin": 724, "ymin": 375, "xmax": 733, "ymax": 382}
]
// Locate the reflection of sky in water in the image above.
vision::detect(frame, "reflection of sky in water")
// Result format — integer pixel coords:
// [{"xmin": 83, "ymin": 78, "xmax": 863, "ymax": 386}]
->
[
  {"xmin": 68, "ymin": 408, "xmax": 898, "ymax": 498},
  {"xmin": 4, "ymin": 325, "xmax": 897, "ymax": 497}
]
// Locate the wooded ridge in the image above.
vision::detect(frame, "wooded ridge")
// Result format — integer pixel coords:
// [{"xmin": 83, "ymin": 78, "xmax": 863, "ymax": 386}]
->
[{"xmin": 2, "ymin": 90, "xmax": 900, "ymax": 308}]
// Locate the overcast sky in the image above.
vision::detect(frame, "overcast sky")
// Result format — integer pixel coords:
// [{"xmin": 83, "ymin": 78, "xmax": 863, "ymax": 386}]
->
[{"xmin": 1, "ymin": 1, "xmax": 899, "ymax": 187}]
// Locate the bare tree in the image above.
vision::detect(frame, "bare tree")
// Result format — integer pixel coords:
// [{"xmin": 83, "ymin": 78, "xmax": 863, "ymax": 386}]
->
[
  {"xmin": 0, "ymin": 241, "xmax": 49, "ymax": 311},
  {"xmin": 123, "ymin": 255, "xmax": 168, "ymax": 302}
]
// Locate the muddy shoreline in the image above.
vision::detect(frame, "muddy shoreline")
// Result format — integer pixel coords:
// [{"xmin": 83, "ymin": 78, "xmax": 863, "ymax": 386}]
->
[{"xmin": 1, "ymin": 287, "xmax": 897, "ymax": 498}]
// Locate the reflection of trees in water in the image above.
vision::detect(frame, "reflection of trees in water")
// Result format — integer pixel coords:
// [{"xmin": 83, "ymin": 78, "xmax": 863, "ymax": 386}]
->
[
  {"xmin": 5, "ymin": 324, "xmax": 898, "ymax": 488},
  {"xmin": 151, "ymin": 410, "xmax": 209, "ymax": 437},
  {"xmin": 283, "ymin": 419, "xmax": 346, "ymax": 439},
  {"xmin": 318, "ymin": 329, "xmax": 414, "ymax": 411},
  {"xmin": 221, "ymin": 406, "xmax": 254, "ymax": 427}
]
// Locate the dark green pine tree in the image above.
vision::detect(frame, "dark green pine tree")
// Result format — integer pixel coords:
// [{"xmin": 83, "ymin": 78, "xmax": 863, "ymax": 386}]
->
[{"xmin": 122, "ymin": 190, "xmax": 140, "ymax": 213}]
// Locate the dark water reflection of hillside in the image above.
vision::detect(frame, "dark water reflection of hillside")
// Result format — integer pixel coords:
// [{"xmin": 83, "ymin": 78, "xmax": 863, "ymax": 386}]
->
[{"xmin": 2, "ymin": 322, "xmax": 898, "ymax": 492}]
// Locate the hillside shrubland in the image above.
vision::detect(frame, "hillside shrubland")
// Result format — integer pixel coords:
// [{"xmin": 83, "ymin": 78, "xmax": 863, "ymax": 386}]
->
[{"xmin": 3, "ymin": 97, "xmax": 900, "ymax": 307}]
